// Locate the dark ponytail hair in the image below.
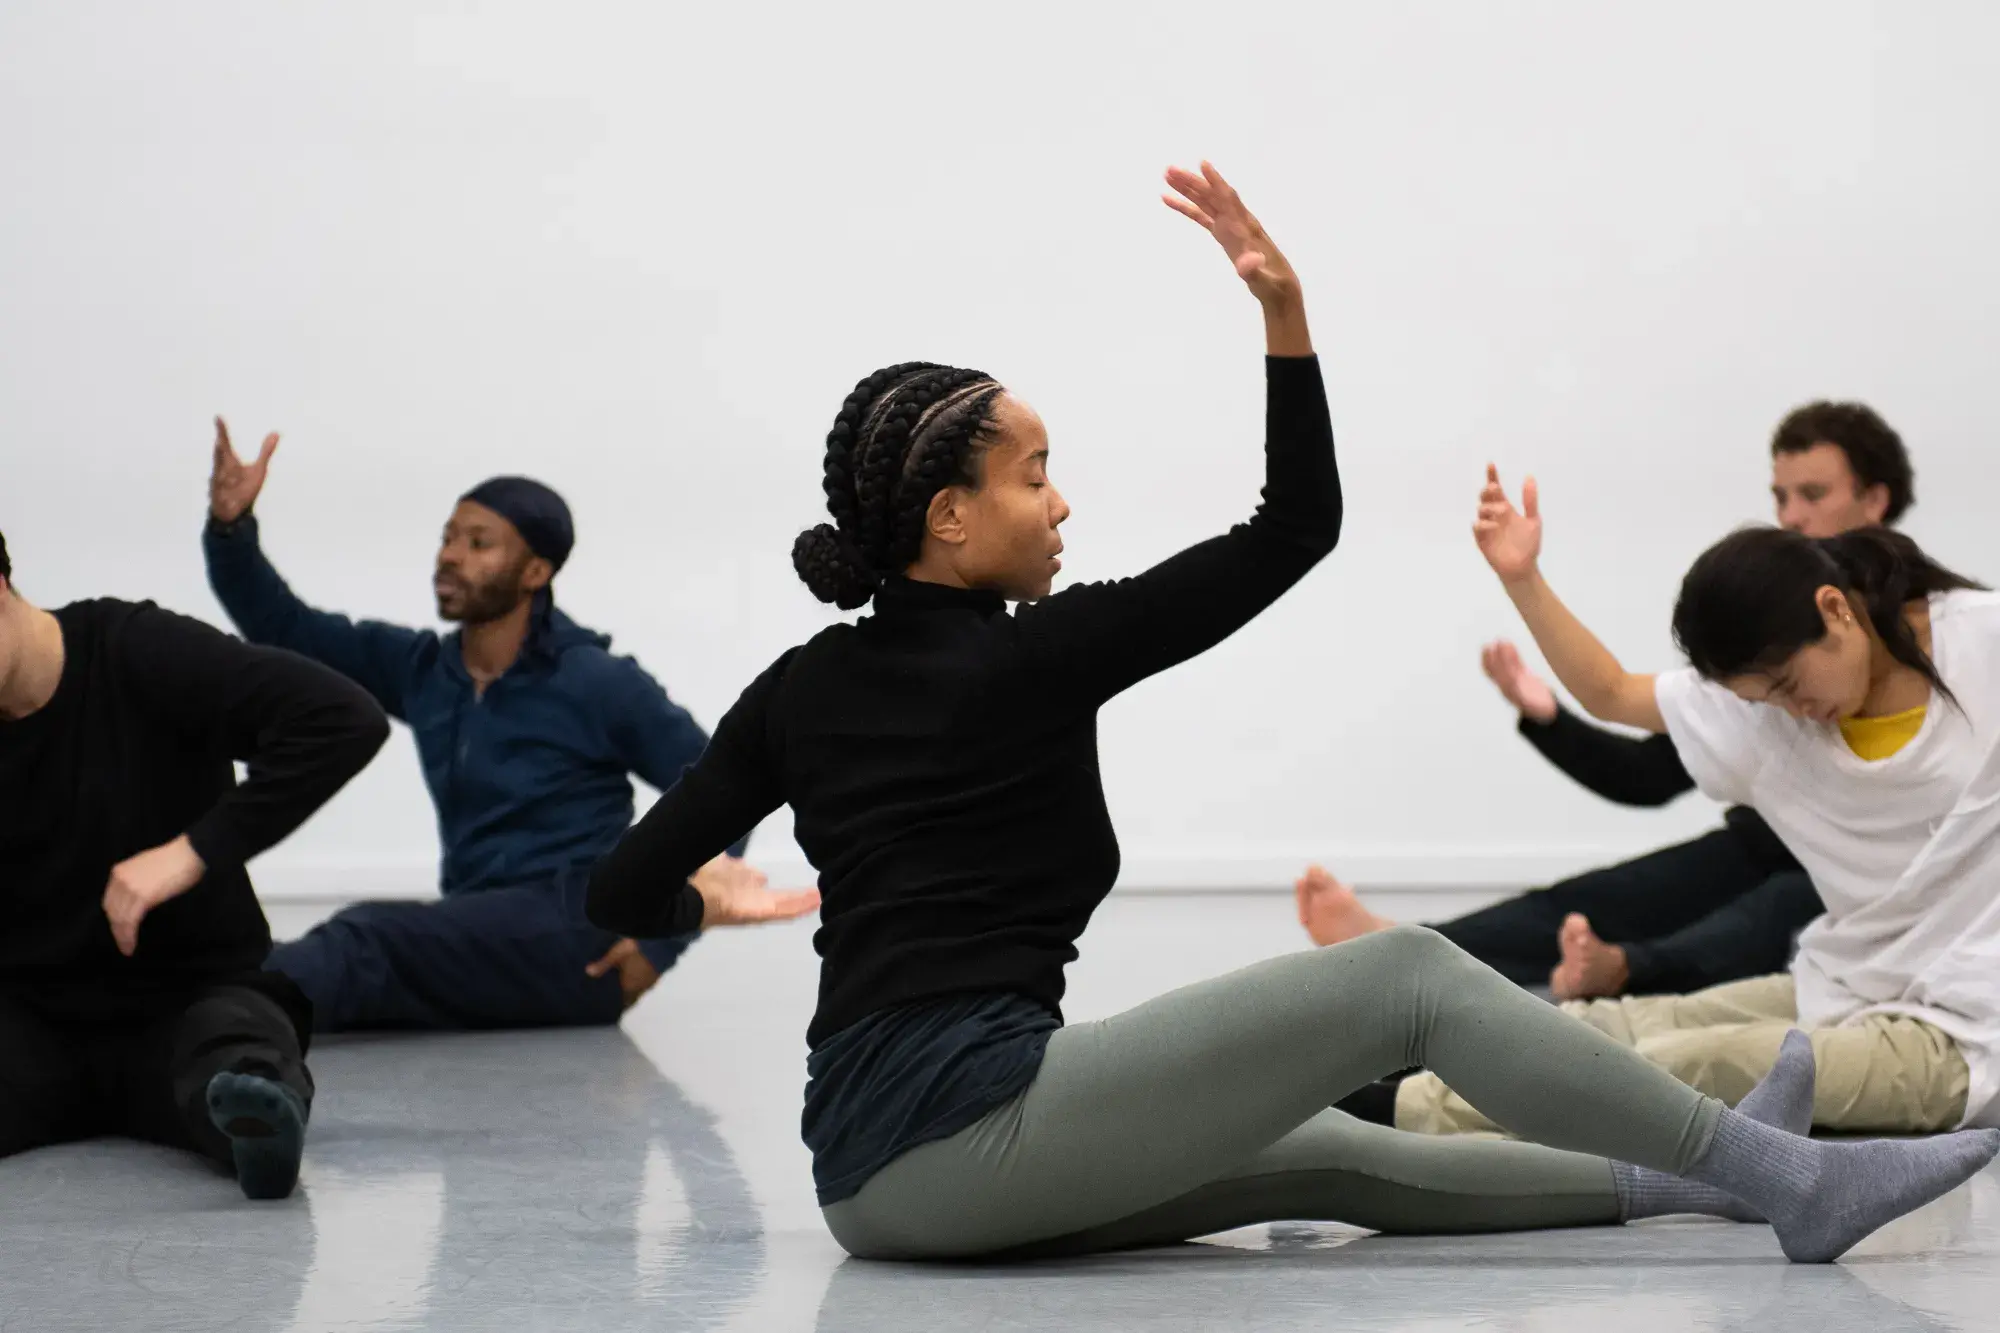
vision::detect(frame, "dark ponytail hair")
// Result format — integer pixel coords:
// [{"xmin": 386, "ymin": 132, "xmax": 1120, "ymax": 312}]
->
[
  {"xmin": 792, "ymin": 361, "xmax": 1006, "ymax": 609},
  {"xmin": 1672, "ymin": 526, "xmax": 1985, "ymax": 710}
]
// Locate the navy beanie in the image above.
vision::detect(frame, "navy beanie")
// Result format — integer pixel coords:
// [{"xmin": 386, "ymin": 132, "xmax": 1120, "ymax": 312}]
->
[{"xmin": 460, "ymin": 477, "xmax": 574, "ymax": 572}]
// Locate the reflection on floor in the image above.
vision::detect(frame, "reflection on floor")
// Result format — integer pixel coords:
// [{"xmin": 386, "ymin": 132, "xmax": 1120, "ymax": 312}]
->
[{"xmin": 5, "ymin": 893, "xmax": 1996, "ymax": 1332}]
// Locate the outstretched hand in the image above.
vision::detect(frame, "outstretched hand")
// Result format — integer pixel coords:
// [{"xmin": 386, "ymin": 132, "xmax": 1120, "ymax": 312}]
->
[
  {"xmin": 210, "ymin": 417, "xmax": 279, "ymax": 524},
  {"xmin": 1481, "ymin": 639, "xmax": 1558, "ymax": 723},
  {"xmin": 1472, "ymin": 464, "xmax": 1542, "ymax": 585},
  {"xmin": 1163, "ymin": 162, "xmax": 1299, "ymax": 308},
  {"xmin": 690, "ymin": 854, "xmax": 821, "ymax": 930}
]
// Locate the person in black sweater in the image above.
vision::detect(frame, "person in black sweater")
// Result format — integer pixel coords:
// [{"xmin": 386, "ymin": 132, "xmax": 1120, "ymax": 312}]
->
[
  {"xmin": 0, "ymin": 530, "xmax": 388, "ymax": 1198},
  {"xmin": 1296, "ymin": 401, "xmax": 1916, "ymax": 999},
  {"xmin": 582, "ymin": 164, "xmax": 1996, "ymax": 1263}
]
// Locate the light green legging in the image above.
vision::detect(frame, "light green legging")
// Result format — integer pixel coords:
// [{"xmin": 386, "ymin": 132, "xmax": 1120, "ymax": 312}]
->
[{"xmin": 821, "ymin": 926, "xmax": 1724, "ymax": 1260}]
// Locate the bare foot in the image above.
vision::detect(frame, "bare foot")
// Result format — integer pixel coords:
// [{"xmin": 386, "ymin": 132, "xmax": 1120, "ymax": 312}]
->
[
  {"xmin": 1296, "ymin": 865, "xmax": 1394, "ymax": 947},
  {"xmin": 1549, "ymin": 912, "xmax": 1631, "ymax": 999}
]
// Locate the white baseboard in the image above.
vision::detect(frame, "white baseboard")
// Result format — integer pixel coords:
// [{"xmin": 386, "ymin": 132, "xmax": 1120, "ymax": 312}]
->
[
  {"xmin": 249, "ymin": 846, "xmax": 1641, "ymax": 905},
  {"xmin": 1102, "ymin": 848, "xmax": 1637, "ymax": 892}
]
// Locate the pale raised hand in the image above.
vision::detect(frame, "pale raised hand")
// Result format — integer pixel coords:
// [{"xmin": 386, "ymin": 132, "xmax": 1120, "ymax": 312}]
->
[
  {"xmin": 690, "ymin": 854, "xmax": 821, "ymax": 929},
  {"xmin": 1162, "ymin": 162, "xmax": 1299, "ymax": 307},
  {"xmin": 210, "ymin": 416, "xmax": 279, "ymax": 524},
  {"xmin": 1481, "ymin": 639, "xmax": 1558, "ymax": 723},
  {"xmin": 1473, "ymin": 464, "xmax": 1542, "ymax": 585}
]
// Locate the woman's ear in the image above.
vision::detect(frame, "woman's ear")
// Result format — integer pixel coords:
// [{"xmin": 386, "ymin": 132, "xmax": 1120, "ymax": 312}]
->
[
  {"xmin": 926, "ymin": 487, "xmax": 969, "ymax": 547},
  {"xmin": 1816, "ymin": 584, "xmax": 1855, "ymax": 629}
]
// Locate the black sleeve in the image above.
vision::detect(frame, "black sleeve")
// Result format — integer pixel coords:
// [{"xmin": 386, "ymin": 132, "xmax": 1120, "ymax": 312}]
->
[
  {"xmin": 118, "ymin": 604, "xmax": 391, "ymax": 873},
  {"xmin": 1517, "ymin": 704, "xmax": 1694, "ymax": 807},
  {"xmin": 586, "ymin": 653, "xmax": 791, "ymax": 939},
  {"xmin": 1011, "ymin": 355, "xmax": 1342, "ymax": 704}
]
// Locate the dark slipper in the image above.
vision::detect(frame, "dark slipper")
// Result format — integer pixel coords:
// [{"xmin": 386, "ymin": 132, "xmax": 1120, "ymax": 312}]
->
[{"xmin": 205, "ymin": 1071, "xmax": 307, "ymax": 1200}]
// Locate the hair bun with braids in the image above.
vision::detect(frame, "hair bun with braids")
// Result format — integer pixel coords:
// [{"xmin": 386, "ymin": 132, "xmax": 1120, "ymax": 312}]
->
[
  {"xmin": 792, "ymin": 522, "xmax": 878, "ymax": 610},
  {"xmin": 793, "ymin": 359, "xmax": 1005, "ymax": 611}
]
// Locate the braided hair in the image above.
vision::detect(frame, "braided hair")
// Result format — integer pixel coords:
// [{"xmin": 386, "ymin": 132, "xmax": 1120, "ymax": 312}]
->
[{"xmin": 793, "ymin": 362, "xmax": 1006, "ymax": 609}]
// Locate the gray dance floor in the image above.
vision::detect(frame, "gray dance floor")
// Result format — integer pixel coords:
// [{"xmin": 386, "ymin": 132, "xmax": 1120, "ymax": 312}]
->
[{"xmin": 6, "ymin": 894, "xmax": 1997, "ymax": 1332}]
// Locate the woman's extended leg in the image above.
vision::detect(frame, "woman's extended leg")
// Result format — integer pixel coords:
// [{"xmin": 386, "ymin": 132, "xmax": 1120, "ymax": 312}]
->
[
  {"xmin": 821, "ymin": 927, "xmax": 1997, "ymax": 1262},
  {"xmin": 1013, "ymin": 1031, "xmax": 1820, "ymax": 1258},
  {"xmin": 1397, "ymin": 973, "xmax": 1969, "ymax": 1136},
  {"xmin": 1001, "ymin": 1109, "xmax": 1620, "ymax": 1257}
]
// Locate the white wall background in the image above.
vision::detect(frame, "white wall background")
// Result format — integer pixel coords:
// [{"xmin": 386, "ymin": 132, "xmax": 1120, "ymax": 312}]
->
[{"xmin": 3, "ymin": 1, "xmax": 1995, "ymax": 900}]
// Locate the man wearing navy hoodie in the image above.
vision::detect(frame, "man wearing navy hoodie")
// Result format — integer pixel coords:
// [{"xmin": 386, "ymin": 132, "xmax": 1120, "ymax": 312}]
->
[{"xmin": 201, "ymin": 419, "xmax": 757, "ymax": 1031}]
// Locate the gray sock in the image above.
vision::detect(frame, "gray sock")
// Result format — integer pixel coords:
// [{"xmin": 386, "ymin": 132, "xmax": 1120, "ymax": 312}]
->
[
  {"xmin": 1735, "ymin": 1029, "xmax": 1817, "ymax": 1136},
  {"xmin": 1686, "ymin": 1110, "xmax": 2000, "ymax": 1262},
  {"xmin": 1611, "ymin": 1028, "xmax": 1817, "ymax": 1224}
]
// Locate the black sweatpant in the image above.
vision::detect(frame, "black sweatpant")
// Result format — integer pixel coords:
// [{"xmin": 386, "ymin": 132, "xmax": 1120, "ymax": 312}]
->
[
  {"xmin": 0, "ymin": 983, "xmax": 313, "ymax": 1168},
  {"xmin": 1431, "ymin": 828, "xmax": 1823, "ymax": 995}
]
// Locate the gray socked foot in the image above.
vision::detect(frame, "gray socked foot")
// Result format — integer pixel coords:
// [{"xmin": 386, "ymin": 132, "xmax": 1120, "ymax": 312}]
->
[
  {"xmin": 1613, "ymin": 1028, "xmax": 1813, "ymax": 1224},
  {"xmin": 1688, "ymin": 1109, "xmax": 2000, "ymax": 1262}
]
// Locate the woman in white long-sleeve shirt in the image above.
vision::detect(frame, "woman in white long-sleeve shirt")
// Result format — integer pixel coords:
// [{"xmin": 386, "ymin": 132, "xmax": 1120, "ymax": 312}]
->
[{"xmin": 1396, "ymin": 466, "xmax": 2000, "ymax": 1139}]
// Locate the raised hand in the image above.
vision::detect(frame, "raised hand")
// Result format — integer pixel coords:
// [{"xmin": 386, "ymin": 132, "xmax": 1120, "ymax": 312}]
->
[
  {"xmin": 690, "ymin": 854, "xmax": 820, "ymax": 929},
  {"xmin": 1163, "ymin": 162, "xmax": 1299, "ymax": 308},
  {"xmin": 210, "ymin": 416, "xmax": 279, "ymax": 524},
  {"xmin": 103, "ymin": 835, "xmax": 207, "ymax": 956},
  {"xmin": 1473, "ymin": 464, "xmax": 1542, "ymax": 585},
  {"xmin": 1481, "ymin": 639, "xmax": 1558, "ymax": 723}
]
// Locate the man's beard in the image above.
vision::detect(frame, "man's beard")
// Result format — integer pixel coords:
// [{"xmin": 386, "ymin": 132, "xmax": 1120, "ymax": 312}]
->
[{"xmin": 436, "ymin": 572, "xmax": 527, "ymax": 625}]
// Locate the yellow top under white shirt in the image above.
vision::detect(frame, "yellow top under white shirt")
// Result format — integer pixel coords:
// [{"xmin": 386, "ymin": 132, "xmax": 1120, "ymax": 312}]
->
[{"xmin": 1840, "ymin": 704, "xmax": 1928, "ymax": 761}]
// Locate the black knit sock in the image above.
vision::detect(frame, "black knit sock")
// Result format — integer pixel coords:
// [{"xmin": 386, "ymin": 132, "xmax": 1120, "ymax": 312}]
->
[{"xmin": 206, "ymin": 1071, "xmax": 307, "ymax": 1201}]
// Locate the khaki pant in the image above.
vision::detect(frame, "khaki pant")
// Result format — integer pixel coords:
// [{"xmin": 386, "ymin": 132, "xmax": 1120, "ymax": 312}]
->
[{"xmin": 1396, "ymin": 973, "xmax": 1969, "ymax": 1137}]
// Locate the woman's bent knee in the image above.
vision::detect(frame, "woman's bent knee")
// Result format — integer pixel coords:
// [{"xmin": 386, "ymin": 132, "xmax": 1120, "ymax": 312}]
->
[
  {"xmin": 1346, "ymin": 924, "xmax": 1468, "ymax": 975},
  {"xmin": 1303, "ymin": 926, "xmax": 1485, "ymax": 1015}
]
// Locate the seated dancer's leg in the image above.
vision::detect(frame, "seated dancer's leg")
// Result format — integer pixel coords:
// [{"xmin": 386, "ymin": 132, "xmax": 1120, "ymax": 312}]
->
[
  {"xmin": 1608, "ymin": 871, "xmax": 1824, "ymax": 998},
  {"xmin": 1341, "ymin": 965, "xmax": 1804, "ymax": 1126},
  {"xmin": 1018, "ymin": 1110, "xmax": 1618, "ymax": 1254},
  {"xmin": 268, "ymin": 885, "xmax": 629, "ymax": 1033},
  {"xmin": 1556, "ymin": 972, "xmax": 1801, "ymax": 1045},
  {"xmin": 820, "ymin": 928, "xmax": 1999, "ymax": 1262},
  {"xmin": 1398, "ymin": 973, "xmax": 1798, "ymax": 1134},
  {"xmin": 1397, "ymin": 973, "xmax": 1969, "ymax": 1136},
  {"xmin": 1476, "ymin": 828, "xmax": 1775, "ymax": 982},
  {"xmin": 1300, "ymin": 827, "xmax": 1775, "ymax": 984},
  {"xmin": 0, "ymin": 996, "xmax": 98, "ymax": 1160},
  {"xmin": 1637, "ymin": 1015, "xmax": 1968, "ymax": 1135},
  {"xmin": 1025, "ymin": 1034, "xmax": 1822, "ymax": 1257},
  {"xmin": 117, "ymin": 985, "xmax": 315, "ymax": 1199}
]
